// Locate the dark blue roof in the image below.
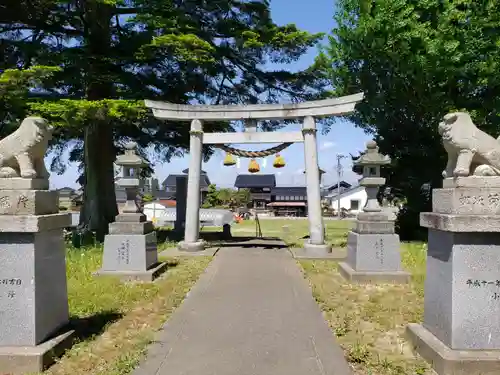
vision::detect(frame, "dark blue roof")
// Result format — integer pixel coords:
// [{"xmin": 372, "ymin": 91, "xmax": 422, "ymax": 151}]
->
[
  {"xmin": 234, "ymin": 174, "xmax": 276, "ymax": 188},
  {"xmin": 271, "ymin": 186, "xmax": 307, "ymax": 196},
  {"xmin": 162, "ymin": 174, "xmax": 210, "ymax": 189},
  {"xmin": 325, "ymin": 181, "xmax": 351, "ymax": 192}
]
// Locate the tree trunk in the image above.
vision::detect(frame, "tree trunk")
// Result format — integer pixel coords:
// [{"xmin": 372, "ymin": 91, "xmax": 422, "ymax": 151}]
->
[
  {"xmin": 79, "ymin": 1, "xmax": 118, "ymax": 241},
  {"xmin": 80, "ymin": 123, "xmax": 117, "ymax": 241}
]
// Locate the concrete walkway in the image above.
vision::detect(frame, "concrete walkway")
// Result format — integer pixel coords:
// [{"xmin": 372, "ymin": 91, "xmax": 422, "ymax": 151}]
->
[{"xmin": 132, "ymin": 245, "xmax": 353, "ymax": 375}]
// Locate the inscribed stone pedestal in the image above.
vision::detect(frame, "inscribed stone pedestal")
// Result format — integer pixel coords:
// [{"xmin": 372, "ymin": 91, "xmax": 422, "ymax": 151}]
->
[
  {"xmin": 0, "ymin": 181, "xmax": 73, "ymax": 374},
  {"xmin": 345, "ymin": 232, "xmax": 402, "ymax": 272},
  {"xmin": 97, "ymin": 208, "xmax": 166, "ymax": 282},
  {"xmin": 338, "ymin": 219, "xmax": 410, "ymax": 283},
  {"xmin": 102, "ymin": 232, "xmax": 158, "ymax": 272},
  {"xmin": 408, "ymin": 176, "xmax": 500, "ymax": 374},
  {"xmin": 422, "ymin": 230, "xmax": 500, "ymax": 350}
]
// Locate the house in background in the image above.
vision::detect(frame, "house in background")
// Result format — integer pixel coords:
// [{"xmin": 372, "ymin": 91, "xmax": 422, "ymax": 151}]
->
[
  {"xmin": 322, "ymin": 181, "xmax": 352, "ymax": 197},
  {"xmin": 327, "ymin": 185, "xmax": 367, "ymax": 213},
  {"xmin": 234, "ymin": 174, "xmax": 276, "ymax": 210},
  {"xmin": 268, "ymin": 186, "xmax": 308, "ymax": 217},
  {"xmin": 57, "ymin": 187, "xmax": 80, "ymax": 209},
  {"xmin": 162, "ymin": 168, "xmax": 211, "ymax": 203}
]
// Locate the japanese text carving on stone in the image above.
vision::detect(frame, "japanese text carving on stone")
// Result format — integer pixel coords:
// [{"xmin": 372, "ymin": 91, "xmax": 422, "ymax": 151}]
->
[
  {"xmin": 459, "ymin": 193, "xmax": 500, "ymax": 206},
  {"xmin": 374, "ymin": 238, "xmax": 385, "ymax": 265},
  {"xmin": 466, "ymin": 279, "xmax": 500, "ymax": 300},
  {"xmin": 0, "ymin": 196, "xmax": 11, "ymax": 209},
  {"xmin": 0, "ymin": 278, "xmax": 23, "ymax": 299},
  {"xmin": 117, "ymin": 240, "xmax": 131, "ymax": 265},
  {"xmin": 17, "ymin": 194, "xmax": 28, "ymax": 208}
]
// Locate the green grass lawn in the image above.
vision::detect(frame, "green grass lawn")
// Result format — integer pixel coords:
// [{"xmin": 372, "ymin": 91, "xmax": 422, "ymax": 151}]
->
[
  {"xmin": 44, "ymin": 246, "xmax": 211, "ymax": 375},
  {"xmin": 204, "ymin": 218, "xmax": 354, "ymax": 247},
  {"xmin": 300, "ymin": 242, "xmax": 431, "ymax": 375},
  {"xmin": 47, "ymin": 219, "xmax": 429, "ymax": 375}
]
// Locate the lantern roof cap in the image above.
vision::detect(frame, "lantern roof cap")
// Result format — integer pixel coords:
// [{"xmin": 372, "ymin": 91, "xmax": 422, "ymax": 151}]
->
[
  {"xmin": 115, "ymin": 141, "xmax": 146, "ymax": 167},
  {"xmin": 353, "ymin": 140, "xmax": 391, "ymax": 166}
]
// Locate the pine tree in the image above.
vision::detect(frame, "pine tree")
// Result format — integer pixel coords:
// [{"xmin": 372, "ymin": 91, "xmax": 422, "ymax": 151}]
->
[{"xmin": 1, "ymin": 0, "xmax": 327, "ymax": 239}]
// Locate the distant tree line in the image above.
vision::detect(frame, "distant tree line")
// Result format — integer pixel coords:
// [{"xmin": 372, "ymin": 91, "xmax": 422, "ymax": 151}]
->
[{"xmin": 202, "ymin": 184, "xmax": 251, "ymax": 209}]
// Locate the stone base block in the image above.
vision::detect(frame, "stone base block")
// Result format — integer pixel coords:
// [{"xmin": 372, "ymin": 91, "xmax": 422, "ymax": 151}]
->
[
  {"xmin": 94, "ymin": 261, "xmax": 168, "ymax": 282},
  {"xmin": 0, "ymin": 329, "xmax": 74, "ymax": 375},
  {"xmin": 338, "ymin": 262, "xmax": 410, "ymax": 284},
  {"xmin": 0, "ymin": 178, "xmax": 49, "ymax": 191},
  {"xmin": 109, "ymin": 220, "xmax": 154, "ymax": 235},
  {"xmin": 357, "ymin": 212, "xmax": 389, "ymax": 221},
  {"xmin": 303, "ymin": 242, "xmax": 332, "ymax": 256},
  {"xmin": 421, "ymin": 212, "xmax": 500, "ymax": 232},
  {"xmin": 102, "ymin": 232, "xmax": 157, "ymax": 272},
  {"xmin": 0, "ymin": 230, "xmax": 69, "ymax": 346},
  {"xmin": 423, "ymin": 230, "xmax": 500, "ymax": 349},
  {"xmin": 346, "ymin": 231, "xmax": 403, "ymax": 272},
  {"xmin": 0, "ymin": 189, "xmax": 58, "ymax": 215},
  {"xmin": 407, "ymin": 323, "xmax": 500, "ymax": 375},
  {"xmin": 433, "ymin": 187, "xmax": 500, "ymax": 215},
  {"xmin": 354, "ymin": 220, "xmax": 395, "ymax": 234},
  {"xmin": 115, "ymin": 213, "xmax": 146, "ymax": 222},
  {"xmin": 178, "ymin": 240, "xmax": 206, "ymax": 252},
  {"xmin": 290, "ymin": 247, "xmax": 346, "ymax": 260},
  {"xmin": 0, "ymin": 212, "xmax": 71, "ymax": 232}
]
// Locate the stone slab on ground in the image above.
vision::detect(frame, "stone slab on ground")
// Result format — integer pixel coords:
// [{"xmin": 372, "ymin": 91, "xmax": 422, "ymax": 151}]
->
[
  {"xmin": 0, "ymin": 329, "xmax": 74, "ymax": 375},
  {"xmin": 94, "ymin": 261, "xmax": 168, "ymax": 282},
  {"xmin": 159, "ymin": 246, "xmax": 220, "ymax": 257},
  {"xmin": 101, "ymin": 233, "xmax": 157, "ymax": 272},
  {"xmin": 132, "ymin": 246, "xmax": 353, "ymax": 375},
  {"xmin": 338, "ymin": 262, "xmax": 411, "ymax": 284},
  {"xmin": 290, "ymin": 247, "xmax": 346, "ymax": 260},
  {"xmin": 407, "ymin": 323, "xmax": 500, "ymax": 375}
]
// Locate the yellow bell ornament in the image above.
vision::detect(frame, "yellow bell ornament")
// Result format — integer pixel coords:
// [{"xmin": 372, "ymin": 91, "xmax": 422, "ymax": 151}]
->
[
  {"xmin": 248, "ymin": 159, "xmax": 260, "ymax": 173},
  {"xmin": 223, "ymin": 152, "xmax": 236, "ymax": 166},
  {"xmin": 273, "ymin": 153, "xmax": 285, "ymax": 168}
]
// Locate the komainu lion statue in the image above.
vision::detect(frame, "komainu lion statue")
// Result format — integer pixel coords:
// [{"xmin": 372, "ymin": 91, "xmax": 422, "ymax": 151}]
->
[
  {"xmin": 0, "ymin": 116, "xmax": 52, "ymax": 178},
  {"xmin": 439, "ymin": 112, "xmax": 500, "ymax": 178}
]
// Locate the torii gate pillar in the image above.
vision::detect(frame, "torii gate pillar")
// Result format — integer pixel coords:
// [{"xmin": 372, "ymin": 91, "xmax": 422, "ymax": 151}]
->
[{"xmin": 302, "ymin": 116, "xmax": 328, "ymax": 254}]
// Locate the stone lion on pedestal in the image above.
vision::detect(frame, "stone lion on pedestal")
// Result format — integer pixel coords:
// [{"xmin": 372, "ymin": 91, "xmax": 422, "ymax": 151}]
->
[
  {"xmin": 0, "ymin": 117, "xmax": 52, "ymax": 179},
  {"xmin": 439, "ymin": 112, "xmax": 500, "ymax": 178}
]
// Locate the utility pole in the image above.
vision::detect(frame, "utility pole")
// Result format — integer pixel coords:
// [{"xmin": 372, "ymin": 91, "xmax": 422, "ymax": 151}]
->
[{"xmin": 336, "ymin": 154, "xmax": 347, "ymax": 219}]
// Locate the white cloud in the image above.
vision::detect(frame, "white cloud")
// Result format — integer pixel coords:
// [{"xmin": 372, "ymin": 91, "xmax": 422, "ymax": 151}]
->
[
  {"xmin": 320, "ymin": 141, "xmax": 336, "ymax": 151},
  {"xmin": 294, "ymin": 168, "xmax": 304, "ymax": 174}
]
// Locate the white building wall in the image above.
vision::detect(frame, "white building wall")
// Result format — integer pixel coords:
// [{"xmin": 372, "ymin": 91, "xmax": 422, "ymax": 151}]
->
[{"xmin": 329, "ymin": 187, "xmax": 367, "ymax": 213}]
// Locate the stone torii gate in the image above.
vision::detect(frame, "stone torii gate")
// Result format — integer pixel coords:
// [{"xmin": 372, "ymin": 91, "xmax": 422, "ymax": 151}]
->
[{"xmin": 145, "ymin": 93, "xmax": 364, "ymax": 254}]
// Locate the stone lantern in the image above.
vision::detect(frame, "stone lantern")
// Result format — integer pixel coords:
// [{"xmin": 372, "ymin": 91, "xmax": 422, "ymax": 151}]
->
[
  {"xmin": 115, "ymin": 142, "xmax": 147, "ymax": 215},
  {"xmin": 353, "ymin": 140, "xmax": 391, "ymax": 213},
  {"xmin": 338, "ymin": 140, "xmax": 410, "ymax": 284},
  {"xmin": 95, "ymin": 142, "xmax": 166, "ymax": 282}
]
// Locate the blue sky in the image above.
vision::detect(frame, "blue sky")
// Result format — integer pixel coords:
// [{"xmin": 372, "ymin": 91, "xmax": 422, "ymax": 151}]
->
[{"xmin": 48, "ymin": 0, "xmax": 372, "ymax": 190}]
